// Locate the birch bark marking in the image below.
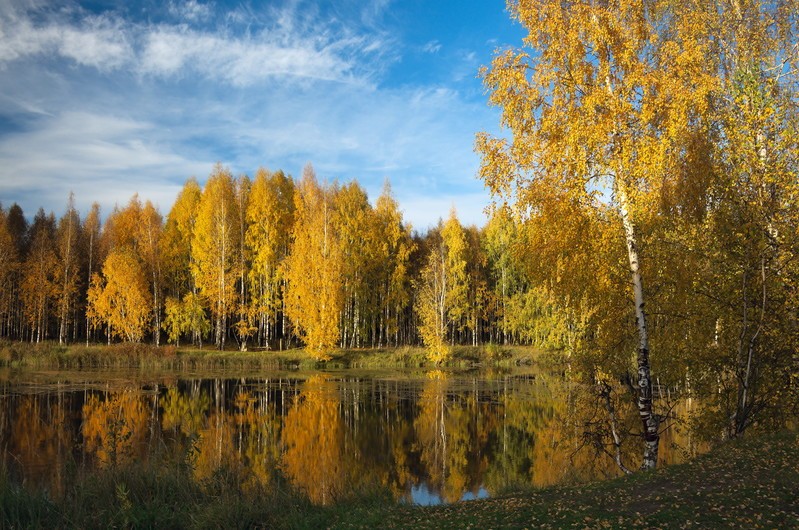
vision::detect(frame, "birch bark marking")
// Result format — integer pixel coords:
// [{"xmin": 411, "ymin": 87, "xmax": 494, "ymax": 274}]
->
[{"xmin": 617, "ymin": 181, "xmax": 659, "ymax": 470}]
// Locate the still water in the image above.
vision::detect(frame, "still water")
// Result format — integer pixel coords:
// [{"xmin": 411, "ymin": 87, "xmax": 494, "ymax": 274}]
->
[{"xmin": 0, "ymin": 368, "xmax": 700, "ymax": 505}]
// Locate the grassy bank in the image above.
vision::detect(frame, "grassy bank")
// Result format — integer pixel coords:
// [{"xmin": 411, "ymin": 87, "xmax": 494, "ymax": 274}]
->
[
  {"xmin": 2, "ymin": 431, "xmax": 797, "ymax": 528},
  {"xmin": 0, "ymin": 340, "xmax": 542, "ymax": 371},
  {"xmin": 358, "ymin": 430, "xmax": 799, "ymax": 529}
]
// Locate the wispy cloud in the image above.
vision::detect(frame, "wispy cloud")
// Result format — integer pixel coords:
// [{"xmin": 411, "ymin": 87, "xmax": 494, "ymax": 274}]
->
[
  {"xmin": 0, "ymin": 0, "xmax": 505, "ymax": 229},
  {"xmin": 168, "ymin": 0, "xmax": 214, "ymax": 23},
  {"xmin": 0, "ymin": 10, "xmax": 133, "ymax": 70},
  {"xmin": 422, "ymin": 39, "xmax": 442, "ymax": 54},
  {"xmin": 0, "ymin": 111, "xmax": 208, "ymax": 213},
  {"xmin": 0, "ymin": 0, "xmax": 391, "ymax": 85},
  {"xmin": 138, "ymin": 26, "xmax": 367, "ymax": 86}
]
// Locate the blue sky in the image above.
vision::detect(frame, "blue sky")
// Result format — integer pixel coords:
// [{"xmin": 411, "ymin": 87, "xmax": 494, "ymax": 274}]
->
[{"xmin": 0, "ymin": 0, "xmax": 525, "ymax": 230}]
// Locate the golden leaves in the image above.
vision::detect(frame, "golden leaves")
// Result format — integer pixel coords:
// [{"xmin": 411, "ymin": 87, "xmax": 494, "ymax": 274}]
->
[
  {"xmin": 283, "ymin": 166, "xmax": 344, "ymax": 357},
  {"xmin": 87, "ymin": 248, "xmax": 153, "ymax": 343},
  {"xmin": 192, "ymin": 164, "xmax": 241, "ymax": 347}
]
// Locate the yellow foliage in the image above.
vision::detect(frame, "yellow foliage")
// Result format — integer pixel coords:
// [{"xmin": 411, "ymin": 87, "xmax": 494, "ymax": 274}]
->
[
  {"xmin": 192, "ymin": 164, "xmax": 241, "ymax": 348},
  {"xmin": 87, "ymin": 248, "xmax": 152, "ymax": 342},
  {"xmin": 415, "ymin": 210, "xmax": 469, "ymax": 362},
  {"xmin": 280, "ymin": 375, "xmax": 348, "ymax": 504},
  {"xmin": 246, "ymin": 168, "xmax": 295, "ymax": 345},
  {"xmin": 283, "ymin": 165, "xmax": 343, "ymax": 357},
  {"xmin": 82, "ymin": 391, "xmax": 149, "ymax": 467}
]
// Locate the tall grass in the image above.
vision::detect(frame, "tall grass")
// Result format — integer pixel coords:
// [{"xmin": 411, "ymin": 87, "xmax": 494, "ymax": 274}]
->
[
  {"xmin": 0, "ymin": 340, "xmax": 544, "ymax": 371},
  {"xmin": 0, "ymin": 447, "xmax": 395, "ymax": 529}
]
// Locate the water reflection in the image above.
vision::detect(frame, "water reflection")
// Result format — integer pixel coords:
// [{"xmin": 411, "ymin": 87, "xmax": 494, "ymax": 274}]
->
[{"xmin": 0, "ymin": 370, "xmax": 702, "ymax": 505}]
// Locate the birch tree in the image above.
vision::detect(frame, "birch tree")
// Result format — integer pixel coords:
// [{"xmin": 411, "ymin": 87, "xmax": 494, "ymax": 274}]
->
[
  {"xmin": 82, "ymin": 203, "xmax": 101, "ymax": 345},
  {"xmin": 55, "ymin": 193, "xmax": 81, "ymax": 344},
  {"xmin": 87, "ymin": 248, "xmax": 152, "ymax": 343},
  {"xmin": 373, "ymin": 182, "xmax": 414, "ymax": 347},
  {"xmin": 477, "ymin": 0, "xmax": 717, "ymax": 469},
  {"xmin": 699, "ymin": 0, "xmax": 799, "ymax": 438},
  {"xmin": 163, "ymin": 178, "xmax": 205, "ymax": 346},
  {"xmin": 0, "ymin": 206, "xmax": 18, "ymax": 339},
  {"xmin": 2, "ymin": 204, "xmax": 27, "ymax": 340},
  {"xmin": 22, "ymin": 210, "xmax": 58, "ymax": 343},
  {"xmin": 334, "ymin": 181, "xmax": 378, "ymax": 349},
  {"xmin": 163, "ymin": 178, "xmax": 201, "ymax": 299},
  {"xmin": 232, "ymin": 175, "xmax": 254, "ymax": 351},
  {"xmin": 246, "ymin": 168, "xmax": 295, "ymax": 349},
  {"xmin": 415, "ymin": 228, "xmax": 449, "ymax": 361},
  {"xmin": 415, "ymin": 209, "xmax": 470, "ymax": 362},
  {"xmin": 283, "ymin": 165, "xmax": 343, "ymax": 357},
  {"xmin": 192, "ymin": 165, "xmax": 240, "ymax": 350},
  {"xmin": 137, "ymin": 201, "xmax": 164, "ymax": 346}
]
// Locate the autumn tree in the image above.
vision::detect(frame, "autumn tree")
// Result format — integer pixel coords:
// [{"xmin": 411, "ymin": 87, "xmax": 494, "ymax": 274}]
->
[
  {"xmin": 192, "ymin": 165, "xmax": 240, "ymax": 350},
  {"xmin": 232, "ymin": 174, "xmax": 255, "ymax": 350},
  {"xmin": 137, "ymin": 201, "xmax": 164, "ymax": 346},
  {"xmin": 22, "ymin": 209, "xmax": 58, "ymax": 343},
  {"xmin": 163, "ymin": 178, "xmax": 205, "ymax": 346},
  {"xmin": 54, "ymin": 194, "xmax": 82, "ymax": 344},
  {"xmin": 102, "ymin": 196, "xmax": 143, "ymax": 257},
  {"xmin": 693, "ymin": 0, "xmax": 799, "ymax": 438},
  {"xmin": 163, "ymin": 292, "xmax": 210, "ymax": 347},
  {"xmin": 283, "ymin": 165, "xmax": 343, "ymax": 357},
  {"xmin": 441, "ymin": 210, "xmax": 470, "ymax": 343},
  {"xmin": 477, "ymin": 0, "xmax": 719, "ymax": 469},
  {"xmin": 0, "ymin": 206, "xmax": 19, "ymax": 339},
  {"xmin": 334, "ymin": 181, "xmax": 380, "ymax": 348},
  {"xmin": 464, "ymin": 225, "xmax": 488, "ymax": 346},
  {"xmin": 482, "ymin": 207, "xmax": 521, "ymax": 345},
  {"xmin": 95, "ymin": 195, "xmax": 167, "ymax": 346},
  {"xmin": 246, "ymin": 168, "xmax": 295, "ymax": 349},
  {"xmin": 415, "ymin": 209, "xmax": 470, "ymax": 362},
  {"xmin": 372, "ymin": 182, "xmax": 414, "ymax": 347},
  {"xmin": 2, "ymin": 204, "xmax": 28, "ymax": 340},
  {"xmin": 87, "ymin": 248, "xmax": 152, "ymax": 343},
  {"xmin": 82, "ymin": 203, "xmax": 102, "ymax": 345},
  {"xmin": 163, "ymin": 178, "xmax": 201, "ymax": 299}
]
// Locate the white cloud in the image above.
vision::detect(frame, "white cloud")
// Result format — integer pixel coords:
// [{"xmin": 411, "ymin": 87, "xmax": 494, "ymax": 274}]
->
[
  {"xmin": 168, "ymin": 0, "xmax": 213, "ymax": 23},
  {"xmin": 139, "ymin": 26, "xmax": 363, "ymax": 85},
  {"xmin": 0, "ymin": 1, "xmax": 502, "ymax": 229},
  {"xmin": 422, "ymin": 40, "xmax": 442, "ymax": 54},
  {"xmin": 0, "ymin": 111, "xmax": 209, "ymax": 216},
  {"xmin": 0, "ymin": 1, "xmax": 389, "ymax": 85},
  {"xmin": 0, "ymin": 10, "xmax": 133, "ymax": 71}
]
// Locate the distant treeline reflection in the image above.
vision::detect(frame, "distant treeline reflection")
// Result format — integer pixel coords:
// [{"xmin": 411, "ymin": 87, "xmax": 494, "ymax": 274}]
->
[{"xmin": 0, "ymin": 371, "xmax": 703, "ymax": 505}]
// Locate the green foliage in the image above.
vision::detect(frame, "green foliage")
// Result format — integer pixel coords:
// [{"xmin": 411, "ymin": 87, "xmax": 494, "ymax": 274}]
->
[{"xmin": 163, "ymin": 293, "xmax": 211, "ymax": 346}]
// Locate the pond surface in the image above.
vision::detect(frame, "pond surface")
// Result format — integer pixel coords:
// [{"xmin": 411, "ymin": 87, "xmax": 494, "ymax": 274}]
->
[{"xmin": 0, "ymin": 368, "xmax": 701, "ymax": 505}]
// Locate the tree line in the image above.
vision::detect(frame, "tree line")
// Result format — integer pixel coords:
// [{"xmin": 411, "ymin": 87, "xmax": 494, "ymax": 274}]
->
[{"xmin": 0, "ymin": 164, "xmax": 563, "ymax": 358}]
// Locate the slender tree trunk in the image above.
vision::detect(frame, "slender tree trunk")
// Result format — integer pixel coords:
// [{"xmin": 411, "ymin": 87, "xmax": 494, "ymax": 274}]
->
[
  {"xmin": 599, "ymin": 381, "xmax": 633, "ymax": 475},
  {"xmin": 617, "ymin": 182, "xmax": 659, "ymax": 470},
  {"xmin": 86, "ymin": 230, "xmax": 93, "ymax": 347}
]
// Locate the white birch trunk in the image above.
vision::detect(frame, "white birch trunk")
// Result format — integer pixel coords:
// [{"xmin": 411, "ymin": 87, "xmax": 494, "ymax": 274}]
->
[{"xmin": 617, "ymin": 182, "xmax": 659, "ymax": 470}]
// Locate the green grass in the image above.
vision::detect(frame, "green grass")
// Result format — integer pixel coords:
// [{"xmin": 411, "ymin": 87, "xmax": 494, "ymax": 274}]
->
[
  {"xmin": 0, "ymin": 340, "xmax": 542, "ymax": 371},
  {"xmin": 2, "ymin": 431, "xmax": 797, "ymax": 528}
]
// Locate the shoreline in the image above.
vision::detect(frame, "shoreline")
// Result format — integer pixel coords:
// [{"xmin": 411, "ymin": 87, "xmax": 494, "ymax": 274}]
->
[{"xmin": 0, "ymin": 341, "xmax": 546, "ymax": 371}]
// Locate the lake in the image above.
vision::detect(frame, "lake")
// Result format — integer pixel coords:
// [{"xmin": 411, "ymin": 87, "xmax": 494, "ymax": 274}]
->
[{"xmin": 0, "ymin": 367, "xmax": 702, "ymax": 505}]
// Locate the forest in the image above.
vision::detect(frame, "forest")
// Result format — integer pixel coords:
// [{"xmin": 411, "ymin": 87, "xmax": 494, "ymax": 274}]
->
[
  {"xmin": 0, "ymin": 164, "xmax": 557, "ymax": 358},
  {"xmin": 2, "ymin": 0, "xmax": 799, "ymax": 477}
]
